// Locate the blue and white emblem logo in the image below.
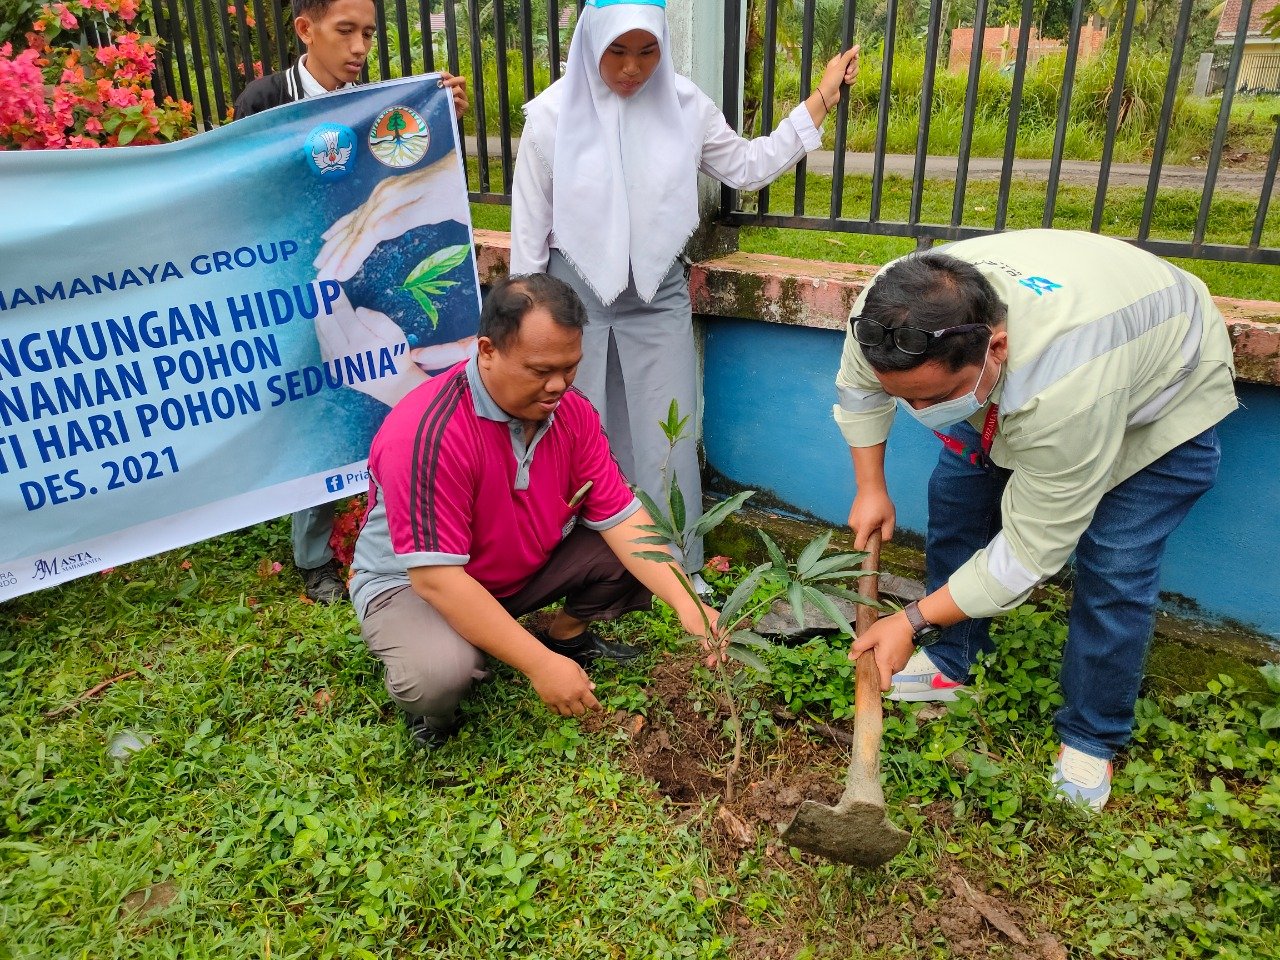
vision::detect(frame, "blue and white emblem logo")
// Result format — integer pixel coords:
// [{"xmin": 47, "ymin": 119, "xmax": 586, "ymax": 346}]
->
[{"xmin": 304, "ymin": 123, "xmax": 356, "ymax": 179}]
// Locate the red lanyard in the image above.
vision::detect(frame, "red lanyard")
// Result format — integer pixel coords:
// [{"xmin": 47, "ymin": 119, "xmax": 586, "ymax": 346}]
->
[{"xmin": 933, "ymin": 404, "xmax": 1000, "ymax": 467}]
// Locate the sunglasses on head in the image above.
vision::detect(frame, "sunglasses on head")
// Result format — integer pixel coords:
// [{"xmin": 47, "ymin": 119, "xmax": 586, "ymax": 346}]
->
[{"xmin": 851, "ymin": 317, "xmax": 990, "ymax": 356}]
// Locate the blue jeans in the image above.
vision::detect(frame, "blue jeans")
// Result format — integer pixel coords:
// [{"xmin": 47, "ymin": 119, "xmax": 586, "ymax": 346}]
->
[{"xmin": 924, "ymin": 422, "xmax": 1221, "ymax": 759}]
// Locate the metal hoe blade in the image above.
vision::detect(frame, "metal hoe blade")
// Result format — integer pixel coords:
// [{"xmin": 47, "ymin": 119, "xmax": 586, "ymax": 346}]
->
[{"xmin": 784, "ymin": 796, "xmax": 909, "ymax": 868}]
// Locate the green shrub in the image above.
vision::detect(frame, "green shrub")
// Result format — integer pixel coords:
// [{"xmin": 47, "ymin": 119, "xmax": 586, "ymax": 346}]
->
[{"xmin": 0, "ymin": 0, "xmax": 39, "ymax": 44}]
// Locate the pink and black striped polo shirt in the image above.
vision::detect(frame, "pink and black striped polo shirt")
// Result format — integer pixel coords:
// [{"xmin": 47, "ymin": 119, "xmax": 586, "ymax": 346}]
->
[{"xmin": 350, "ymin": 357, "xmax": 639, "ymax": 618}]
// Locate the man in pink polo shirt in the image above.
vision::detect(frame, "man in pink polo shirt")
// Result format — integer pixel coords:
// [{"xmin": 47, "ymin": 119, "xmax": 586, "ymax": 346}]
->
[{"xmin": 350, "ymin": 274, "xmax": 722, "ymax": 746}]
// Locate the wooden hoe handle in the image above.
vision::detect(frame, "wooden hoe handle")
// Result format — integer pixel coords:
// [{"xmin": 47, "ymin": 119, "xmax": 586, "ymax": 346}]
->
[{"xmin": 838, "ymin": 532, "xmax": 888, "ymax": 811}]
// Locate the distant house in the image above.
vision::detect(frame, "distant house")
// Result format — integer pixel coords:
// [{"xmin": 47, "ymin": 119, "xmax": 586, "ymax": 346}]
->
[
  {"xmin": 948, "ymin": 17, "xmax": 1107, "ymax": 72},
  {"xmin": 1215, "ymin": 0, "xmax": 1280, "ymax": 92}
]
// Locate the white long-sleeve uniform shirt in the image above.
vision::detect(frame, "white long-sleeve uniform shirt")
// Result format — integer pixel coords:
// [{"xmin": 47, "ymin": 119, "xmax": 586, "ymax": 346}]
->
[{"xmin": 509, "ymin": 76, "xmax": 822, "ymax": 276}]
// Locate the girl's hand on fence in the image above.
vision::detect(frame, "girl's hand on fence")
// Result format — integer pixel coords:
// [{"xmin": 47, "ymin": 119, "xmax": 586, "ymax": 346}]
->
[
  {"xmin": 439, "ymin": 71, "xmax": 469, "ymax": 119},
  {"xmin": 818, "ymin": 45, "xmax": 860, "ymax": 109}
]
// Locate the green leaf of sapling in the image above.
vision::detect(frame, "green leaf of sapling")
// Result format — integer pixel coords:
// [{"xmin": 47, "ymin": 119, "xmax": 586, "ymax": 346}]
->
[
  {"xmin": 787, "ymin": 579, "xmax": 807, "ymax": 631},
  {"xmin": 726, "ymin": 644, "xmax": 771, "ymax": 676},
  {"xmin": 668, "ymin": 481, "xmax": 686, "ymax": 534},
  {"xmin": 691, "ymin": 490, "xmax": 755, "ymax": 539},
  {"xmin": 758, "ymin": 530, "xmax": 787, "ymax": 571},
  {"xmin": 719, "ymin": 562, "xmax": 772, "ymax": 628},
  {"xmin": 795, "ymin": 530, "xmax": 833, "ymax": 578},
  {"xmin": 633, "ymin": 551, "xmax": 682, "ymax": 565},
  {"xmin": 730, "ymin": 629, "xmax": 773, "ymax": 650}
]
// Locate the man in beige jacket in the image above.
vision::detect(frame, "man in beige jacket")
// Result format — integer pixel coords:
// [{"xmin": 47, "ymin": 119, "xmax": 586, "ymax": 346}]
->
[{"xmin": 834, "ymin": 229, "xmax": 1237, "ymax": 810}]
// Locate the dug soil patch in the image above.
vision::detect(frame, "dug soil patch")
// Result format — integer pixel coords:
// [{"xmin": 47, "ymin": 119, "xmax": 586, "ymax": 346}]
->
[{"xmin": 610, "ymin": 652, "xmax": 1068, "ymax": 959}]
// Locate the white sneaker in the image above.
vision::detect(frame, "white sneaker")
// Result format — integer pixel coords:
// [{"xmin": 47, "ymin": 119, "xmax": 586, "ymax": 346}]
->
[
  {"xmin": 1053, "ymin": 745, "xmax": 1112, "ymax": 811},
  {"xmin": 886, "ymin": 649, "xmax": 968, "ymax": 702}
]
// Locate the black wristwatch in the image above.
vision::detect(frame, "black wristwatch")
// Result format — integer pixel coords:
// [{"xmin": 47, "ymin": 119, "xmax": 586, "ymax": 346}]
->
[{"xmin": 903, "ymin": 601, "xmax": 942, "ymax": 646}]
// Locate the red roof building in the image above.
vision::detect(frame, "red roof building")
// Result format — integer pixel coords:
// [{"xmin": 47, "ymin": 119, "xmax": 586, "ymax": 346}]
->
[{"xmin": 1215, "ymin": 0, "xmax": 1280, "ymax": 93}]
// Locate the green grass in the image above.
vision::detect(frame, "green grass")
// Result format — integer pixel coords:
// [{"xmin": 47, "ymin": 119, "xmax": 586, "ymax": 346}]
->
[
  {"xmin": 465, "ymin": 168, "xmax": 1280, "ymax": 302},
  {"xmin": 0, "ymin": 522, "xmax": 721, "ymax": 959},
  {"xmin": 739, "ymin": 172, "xmax": 1280, "ymax": 302},
  {"xmin": 760, "ymin": 48, "xmax": 1280, "ymax": 167},
  {"xmin": 3, "ymin": 520, "xmax": 1278, "ymax": 958}
]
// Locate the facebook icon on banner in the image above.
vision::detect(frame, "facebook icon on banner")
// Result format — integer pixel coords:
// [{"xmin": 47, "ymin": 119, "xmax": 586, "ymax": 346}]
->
[{"xmin": 325, "ymin": 475, "xmax": 345, "ymax": 493}]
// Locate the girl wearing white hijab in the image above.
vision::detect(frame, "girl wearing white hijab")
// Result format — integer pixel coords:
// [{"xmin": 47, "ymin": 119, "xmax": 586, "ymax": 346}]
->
[{"xmin": 511, "ymin": 0, "xmax": 858, "ymax": 573}]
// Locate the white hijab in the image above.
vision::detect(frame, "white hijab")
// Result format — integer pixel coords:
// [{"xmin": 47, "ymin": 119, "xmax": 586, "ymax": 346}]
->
[{"xmin": 523, "ymin": 2, "xmax": 698, "ymax": 306}]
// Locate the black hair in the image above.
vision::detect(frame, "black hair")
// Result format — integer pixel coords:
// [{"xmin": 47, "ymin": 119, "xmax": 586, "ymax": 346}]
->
[
  {"xmin": 857, "ymin": 252, "xmax": 1007, "ymax": 373},
  {"xmin": 479, "ymin": 273, "xmax": 588, "ymax": 350},
  {"xmin": 293, "ymin": 0, "xmax": 356, "ymax": 21}
]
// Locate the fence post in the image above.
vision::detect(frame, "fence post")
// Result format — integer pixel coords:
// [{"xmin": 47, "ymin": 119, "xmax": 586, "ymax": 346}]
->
[
  {"xmin": 667, "ymin": 0, "xmax": 739, "ymax": 260},
  {"xmin": 1193, "ymin": 51, "xmax": 1214, "ymax": 97}
]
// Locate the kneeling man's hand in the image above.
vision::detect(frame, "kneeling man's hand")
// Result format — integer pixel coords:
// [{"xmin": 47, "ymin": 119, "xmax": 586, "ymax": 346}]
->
[
  {"xmin": 681, "ymin": 604, "xmax": 726, "ymax": 668},
  {"xmin": 528, "ymin": 654, "xmax": 601, "ymax": 717}
]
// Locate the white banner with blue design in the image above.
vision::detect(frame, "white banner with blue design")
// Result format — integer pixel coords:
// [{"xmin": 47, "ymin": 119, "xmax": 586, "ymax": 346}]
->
[{"xmin": 0, "ymin": 75, "xmax": 481, "ymax": 599}]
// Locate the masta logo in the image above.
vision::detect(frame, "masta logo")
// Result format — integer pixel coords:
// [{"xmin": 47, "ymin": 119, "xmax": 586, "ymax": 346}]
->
[
  {"xmin": 304, "ymin": 123, "xmax": 356, "ymax": 178},
  {"xmin": 369, "ymin": 106, "xmax": 430, "ymax": 168}
]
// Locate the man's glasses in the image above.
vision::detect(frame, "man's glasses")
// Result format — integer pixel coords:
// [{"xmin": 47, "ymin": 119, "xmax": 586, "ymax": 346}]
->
[{"xmin": 851, "ymin": 318, "xmax": 990, "ymax": 356}]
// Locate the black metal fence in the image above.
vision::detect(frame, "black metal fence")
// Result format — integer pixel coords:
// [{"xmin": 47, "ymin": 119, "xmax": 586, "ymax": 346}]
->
[
  {"xmin": 153, "ymin": 0, "xmax": 1280, "ymax": 266},
  {"xmin": 720, "ymin": 0, "xmax": 1279, "ymax": 265},
  {"xmin": 150, "ymin": 0, "xmax": 584, "ymax": 199}
]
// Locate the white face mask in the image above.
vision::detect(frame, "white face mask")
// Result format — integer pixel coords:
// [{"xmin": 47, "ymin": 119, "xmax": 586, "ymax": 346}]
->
[{"xmin": 898, "ymin": 348, "xmax": 991, "ymax": 431}]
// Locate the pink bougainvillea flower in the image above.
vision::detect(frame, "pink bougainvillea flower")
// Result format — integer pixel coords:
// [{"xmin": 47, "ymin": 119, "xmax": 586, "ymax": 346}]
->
[
  {"xmin": 705, "ymin": 555, "xmax": 732, "ymax": 574},
  {"xmin": 2, "ymin": 4, "xmax": 194, "ymax": 148},
  {"xmin": 51, "ymin": 3, "xmax": 78, "ymax": 29},
  {"xmin": 106, "ymin": 85, "xmax": 135, "ymax": 108}
]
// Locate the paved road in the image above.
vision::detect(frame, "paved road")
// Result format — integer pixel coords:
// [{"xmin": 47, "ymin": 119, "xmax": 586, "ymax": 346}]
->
[
  {"xmin": 466, "ymin": 136, "xmax": 1267, "ymax": 193},
  {"xmin": 801, "ymin": 152, "xmax": 1267, "ymax": 193}
]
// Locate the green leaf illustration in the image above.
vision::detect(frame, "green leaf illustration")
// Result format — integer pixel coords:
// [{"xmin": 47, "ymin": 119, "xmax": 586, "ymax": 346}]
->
[
  {"xmin": 402, "ymin": 244, "xmax": 471, "ymax": 331},
  {"xmin": 410, "ymin": 289, "xmax": 440, "ymax": 329},
  {"xmin": 404, "ymin": 244, "xmax": 471, "ymax": 286}
]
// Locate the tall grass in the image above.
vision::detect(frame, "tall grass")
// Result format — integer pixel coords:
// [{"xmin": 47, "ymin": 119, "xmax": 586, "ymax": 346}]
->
[{"xmin": 759, "ymin": 42, "xmax": 1277, "ymax": 165}]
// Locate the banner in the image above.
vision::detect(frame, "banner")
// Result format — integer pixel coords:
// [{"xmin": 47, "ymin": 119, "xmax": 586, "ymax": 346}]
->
[{"xmin": 0, "ymin": 75, "xmax": 481, "ymax": 599}]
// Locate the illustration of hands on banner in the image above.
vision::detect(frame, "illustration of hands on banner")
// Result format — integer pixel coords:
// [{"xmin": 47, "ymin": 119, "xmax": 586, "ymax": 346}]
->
[{"xmin": 313, "ymin": 149, "xmax": 476, "ymax": 408}]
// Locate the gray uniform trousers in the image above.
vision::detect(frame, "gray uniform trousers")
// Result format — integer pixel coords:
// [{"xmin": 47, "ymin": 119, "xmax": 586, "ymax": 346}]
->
[
  {"xmin": 547, "ymin": 251, "xmax": 704, "ymax": 570},
  {"xmin": 291, "ymin": 503, "xmax": 336, "ymax": 570}
]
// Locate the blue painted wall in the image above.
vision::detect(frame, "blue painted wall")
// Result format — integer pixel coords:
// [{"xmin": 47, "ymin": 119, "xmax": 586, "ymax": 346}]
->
[{"xmin": 701, "ymin": 318, "xmax": 1280, "ymax": 640}]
